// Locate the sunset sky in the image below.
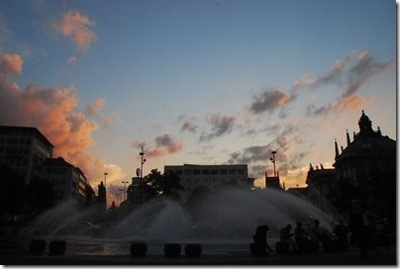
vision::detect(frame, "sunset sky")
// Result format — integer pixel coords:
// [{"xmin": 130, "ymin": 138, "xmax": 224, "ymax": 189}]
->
[{"xmin": 0, "ymin": 0, "xmax": 396, "ymax": 200}]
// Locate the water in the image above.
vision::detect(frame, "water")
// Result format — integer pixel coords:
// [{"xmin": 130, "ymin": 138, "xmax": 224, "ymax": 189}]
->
[{"xmin": 19, "ymin": 187, "xmax": 334, "ymax": 255}]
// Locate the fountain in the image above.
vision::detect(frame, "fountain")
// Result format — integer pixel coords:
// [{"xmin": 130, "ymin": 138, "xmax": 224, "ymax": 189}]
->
[{"xmin": 19, "ymin": 187, "xmax": 334, "ymax": 255}]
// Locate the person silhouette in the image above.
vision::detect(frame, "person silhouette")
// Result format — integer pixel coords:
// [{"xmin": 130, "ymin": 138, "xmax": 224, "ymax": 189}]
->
[
  {"xmin": 253, "ymin": 225, "xmax": 273, "ymax": 252},
  {"xmin": 294, "ymin": 222, "xmax": 308, "ymax": 253},
  {"xmin": 280, "ymin": 224, "xmax": 297, "ymax": 253}
]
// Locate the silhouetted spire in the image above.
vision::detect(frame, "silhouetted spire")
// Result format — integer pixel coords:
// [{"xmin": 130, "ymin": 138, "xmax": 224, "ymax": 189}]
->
[
  {"xmin": 335, "ymin": 139, "xmax": 339, "ymax": 157},
  {"xmin": 309, "ymin": 163, "xmax": 313, "ymax": 171},
  {"xmin": 346, "ymin": 129, "xmax": 351, "ymax": 146}
]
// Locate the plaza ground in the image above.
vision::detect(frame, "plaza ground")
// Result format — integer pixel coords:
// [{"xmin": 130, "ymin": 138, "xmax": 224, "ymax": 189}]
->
[{"xmin": 0, "ymin": 245, "xmax": 396, "ymax": 265}]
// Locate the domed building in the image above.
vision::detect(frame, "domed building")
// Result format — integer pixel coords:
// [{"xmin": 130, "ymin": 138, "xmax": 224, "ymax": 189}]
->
[{"xmin": 332, "ymin": 111, "xmax": 396, "ymax": 222}]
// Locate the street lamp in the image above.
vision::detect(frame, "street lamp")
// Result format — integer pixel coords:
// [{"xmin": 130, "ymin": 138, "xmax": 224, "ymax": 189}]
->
[
  {"xmin": 139, "ymin": 147, "xmax": 146, "ymax": 178},
  {"xmin": 104, "ymin": 172, "xmax": 108, "ymax": 188}
]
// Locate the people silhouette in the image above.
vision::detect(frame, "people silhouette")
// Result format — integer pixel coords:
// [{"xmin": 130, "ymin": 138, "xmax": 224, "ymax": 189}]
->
[
  {"xmin": 294, "ymin": 222, "xmax": 308, "ymax": 253},
  {"xmin": 280, "ymin": 224, "xmax": 297, "ymax": 253},
  {"xmin": 252, "ymin": 225, "xmax": 272, "ymax": 252}
]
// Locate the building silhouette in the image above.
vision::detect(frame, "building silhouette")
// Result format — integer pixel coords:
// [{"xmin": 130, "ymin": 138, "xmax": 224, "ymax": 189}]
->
[
  {"xmin": 41, "ymin": 157, "xmax": 87, "ymax": 206},
  {"xmin": 333, "ymin": 111, "xmax": 396, "ymax": 220},
  {"xmin": 126, "ymin": 176, "xmax": 152, "ymax": 207},
  {"xmin": 306, "ymin": 111, "xmax": 396, "ymax": 221},
  {"xmin": 97, "ymin": 181, "xmax": 107, "ymax": 211},
  {"xmin": 305, "ymin": 163, "xmax": 336, "ymax": 212},
  {"xmin": 85, "ymin": 182, "xmax": 96, "ymax": 207},
  {"xmin": 0, "ymin": 126, "xmax": 53, "ymax": 184},
  {"xmin": 164, "ymin": 164, "xmax": 252, "ymax": 200},
  {"xmin": 265, "ymin": 171, "xmax": 282, "ymax": 189},
  {"xmin": 0, "ymin": 125, "xmax": 97, "ymax": 209}
]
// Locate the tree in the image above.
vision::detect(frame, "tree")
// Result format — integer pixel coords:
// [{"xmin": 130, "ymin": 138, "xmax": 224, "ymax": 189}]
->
[
  {"xmin": 162, "ymin": 172, "xmax": 184, "ymax": 199},
  {"xmin": 144, "ymin": 169, "xmax": 184, "ymax": 200}
]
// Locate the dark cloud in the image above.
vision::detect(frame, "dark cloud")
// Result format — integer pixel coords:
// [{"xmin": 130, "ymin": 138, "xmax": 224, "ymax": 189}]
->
[
  {"xmin": 242, "ymin": 123, "xmax": 282, "ymax": 138},
  {"xmin": 146, "ymin": 133, "xmax": 183, "ymax": 158},
  {"xmin": 229, "ymin": 124, "xmax": 298, "ymax": 164},
  {"xmin": 180, "ymin": 117, "xmax": 198, "ymax": 133},
  {"xmin": 249, "ymin": 88, "xmax": 293, "ymax": 114},
  {"xmin": 314, "ymin": 53, "xmax": 354, "ymax": 88},
  {"xmin": 199, "ymin": 113, "xmax": 236, "ymax": 142},
  {"xmin": 342, "ymin": 52, "xmax": 394, "ymax": 98},
  {"xmin": 228, "ymin": 124, "xmax": 307, "ymax": 178},
  {"xmin": 307, "ymin": 52, "xmax": 394, "ymax": 117}
]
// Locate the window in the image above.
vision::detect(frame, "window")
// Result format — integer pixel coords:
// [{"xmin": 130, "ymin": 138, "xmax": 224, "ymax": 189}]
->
[
  {"xmin": 211, "ymin": 169, "xmax": 218, "ymax": 175},
  {"xmin": 220, "ymin": 169, "xmax": 227, "ymax": 175},
  {"xmin": 193, "ymin": 170, "xmax": 200, "ymax": 175},
  {"xmin": 202, "ymin": 170, "xmax": 209, "ymax": 175},
  {"xmin": 228, "ymin": 169, "xmax": 236, "ymax": 174},
  {"xmin": 237, "ymin": 169, "xmax": 246, "ymax": 174}
]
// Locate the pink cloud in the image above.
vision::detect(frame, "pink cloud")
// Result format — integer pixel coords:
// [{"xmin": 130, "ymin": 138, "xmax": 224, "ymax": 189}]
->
[
  {"xmin": 0, "ymin": 53, "xmax": 23, "ymax": 77},
  {"xmin": 53, "ymin": 10, "xmax": 97, "ymax": 52},
  {"xmin": 85, "ymin": 98, "xmax": 105, "ymax": 115},
  {"xmin": 0, "ymin": 53, "xmax": 100, "ymax": 173}
]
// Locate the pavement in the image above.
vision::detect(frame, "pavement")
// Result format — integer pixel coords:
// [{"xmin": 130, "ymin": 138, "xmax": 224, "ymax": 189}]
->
[{"xmin": 0, "ymin": 246, "xmax": 397, "ymax": 265}]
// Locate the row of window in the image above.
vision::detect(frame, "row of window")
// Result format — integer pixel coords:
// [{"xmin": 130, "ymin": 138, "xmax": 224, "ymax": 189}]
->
[
  {"xmin": 1, "ymin": 156, "xmax": 29, "ymax": 167},
  {"xmin": 0, "ymin": 147, "xmax": 31, "ymax": 155},
  {"xmin": 46, "ymin": 167, "xmax": 68, "ymax": 175},
  {"xmin": 48, "ymin": 177, "xmax": 68, "ymax": 186},
  {"xmin": 0, "ymin": 137, "xmax": 32, "ymax": 145},
  {"xmin": 184, "ymin": 178, "xmax": 234, "ymax": 184},
  {"xmin": 0, "ymin": 128, "xmax": 34, "ymax": 135},
  {"xmin": 167, "ymin": 168, "xmax": 246, "ymax": 176}
]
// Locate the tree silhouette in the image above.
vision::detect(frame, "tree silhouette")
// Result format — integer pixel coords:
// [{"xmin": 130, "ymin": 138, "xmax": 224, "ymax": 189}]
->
[{"xmin": 144, "ymin": 169, "xmax": 184, "ymax": 200}]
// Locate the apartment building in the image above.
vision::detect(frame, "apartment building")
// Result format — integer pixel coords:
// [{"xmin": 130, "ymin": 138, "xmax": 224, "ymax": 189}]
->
[
  {"xmin": 41, "ymin": 157, "xmax": 87, "ymax": 205},
  {"xmin": 164, "ymin": 163, "xmax": 252, "ymax": 196},
  {"xmin": 0, "ymin": 126, "xmax": 54, "ymax": 184}
]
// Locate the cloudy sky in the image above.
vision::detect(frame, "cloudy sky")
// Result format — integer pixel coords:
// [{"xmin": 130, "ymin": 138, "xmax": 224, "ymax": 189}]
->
[{"xmin": 0, "ymin": 0, "xmax": 396, "ymax": 201}]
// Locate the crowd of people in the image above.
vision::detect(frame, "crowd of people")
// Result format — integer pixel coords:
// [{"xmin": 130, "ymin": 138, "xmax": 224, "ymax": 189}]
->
[{"xmin": 251, "ymin": 213, "xmax": 393, "ymax": 256}]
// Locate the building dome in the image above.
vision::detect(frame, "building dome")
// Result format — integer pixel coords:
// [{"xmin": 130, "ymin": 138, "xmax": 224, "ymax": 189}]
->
[{"xmin": 358, "ymin": 110, "xmax": 373, "ymax": 135}]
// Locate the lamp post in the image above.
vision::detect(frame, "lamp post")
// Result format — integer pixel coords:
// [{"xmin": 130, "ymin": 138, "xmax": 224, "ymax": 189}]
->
[
  {"xmin": 270, "ymin": 151, "xmax": 277, "ymax": 178},
  {"xmin": 139, "ymin": 147, "xmax": 146, "ymax": 178},
  {"xmin": 104, "ymin": 172, "xmax": 108, "ymax": 188}
]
